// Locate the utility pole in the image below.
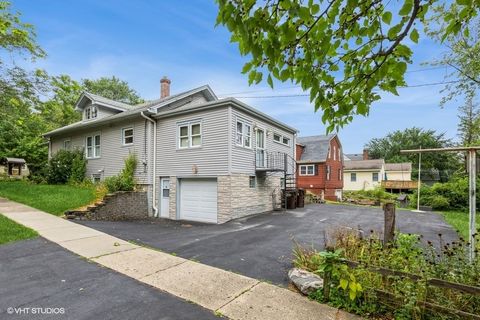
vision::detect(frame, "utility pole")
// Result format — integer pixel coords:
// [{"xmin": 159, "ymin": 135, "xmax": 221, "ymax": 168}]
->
[{"xmin": 412, "ymin": 146, "xmax": 423, "ymax": 213}]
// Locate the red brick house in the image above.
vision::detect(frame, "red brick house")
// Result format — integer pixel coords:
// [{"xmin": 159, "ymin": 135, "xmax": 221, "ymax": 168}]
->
[{"xmin": 296, "ymin": 134, "xmax": 344, "ymax": 201}]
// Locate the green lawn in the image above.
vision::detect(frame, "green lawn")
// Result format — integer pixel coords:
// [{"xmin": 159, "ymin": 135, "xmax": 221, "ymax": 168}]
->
[
  {"xmin": 438, "ymin": 210, "xmax": 480, "ymax": 239},
  {"xmin": 0, "ymin": 181, "xmax": 96, "ymax": 216},
  {"xmin": 0, "ymin": 214, "xmax": 38, "ymax": 245}
]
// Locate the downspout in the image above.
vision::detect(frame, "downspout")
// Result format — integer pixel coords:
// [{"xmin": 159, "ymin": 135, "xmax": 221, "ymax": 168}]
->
[{"xmin": 140, "ymin": 112, "xmax": 158, "ymax": 217}]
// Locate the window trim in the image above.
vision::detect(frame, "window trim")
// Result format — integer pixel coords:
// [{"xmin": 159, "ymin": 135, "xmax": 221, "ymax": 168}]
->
[
  {"xmin": 122, "ymin": 127, "xmax": 134, "ymax": 146},
  {"xmin": 249, "ymin": 176, "xmax": 256, "ymax": 188},
  {"xmin": 273, "ymin": 132, "xmax": 291, "ymax": 146},
  {"xmin": 63, "ymin": 139, "xmax": 71, "ymax": 150},
  {"xmin": 350, "ymin": 172, "xmax": 357, "ymax": 182},
  {"xmin": 326, "ymin": 165, "xmax": 331, "ymax": 181},
  {"xmin": 235, "ymin": 118, "xmax": 252, "ymax": 149},
  {"xmin": 372, "ymin": 172, "xmax": 379, "ymax": 182},
  {"xmin": 299, "ymin": 164, "xmax": 315, "ymax": 176},
  {"xmin": 177, "ymin": 120, "xmax": 202, "ymax": 149},
  {"xmin": 85, "ymin": 134, "xmax": 101, "ymax": 159},
  {"xmin": 84, "ymin": 105, "xmax": 98, "ymax": 121}
]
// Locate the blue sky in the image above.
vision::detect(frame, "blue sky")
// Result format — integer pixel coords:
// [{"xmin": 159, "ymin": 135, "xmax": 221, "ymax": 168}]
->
[{"xmin": 14, "ymin": 0, "xmax": 460, "ymax": 152}]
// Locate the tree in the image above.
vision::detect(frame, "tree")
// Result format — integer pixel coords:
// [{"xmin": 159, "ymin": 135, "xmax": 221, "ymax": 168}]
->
[
  {"xmin": 215, "ymin": 0, "xmax": 479, "ymax": 131},
  {"xmin": 365, "ymin": 128, "xmax": 460, "ymax": 181},
  {"xmin": 457, "ymin": 96, "xmax": 480, "ymax": 146},
  {"xmin": 425, "ymin": 4, "xmax": 480, "ymax": 105},
  {"xmin": 82, "ymin": 76, "xmax": 144, "ymax": 105}
]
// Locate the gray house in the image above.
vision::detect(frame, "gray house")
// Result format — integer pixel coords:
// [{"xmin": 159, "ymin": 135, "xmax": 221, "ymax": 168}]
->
[{"xmin": 44, "ymin": 79, "xmax": 297, "ymax": 223}]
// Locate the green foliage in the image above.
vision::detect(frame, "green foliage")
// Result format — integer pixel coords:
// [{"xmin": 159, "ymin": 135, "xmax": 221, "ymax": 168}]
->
[
  {"xmin": 365, "ymin": 127, "xmax": 460, "ymax": 181},
  {"xmin": 46, "ymin": 149, "xmax": 87, "ymax": 184},
  {"xmin": 82, "ymin": 76, "xmax": 144, "ymax": 105},
  {"xmin": 344, "ymin": 187, "xmax": 397, "ymax": 205},
  {"xmin": 215, "ymin": 0, "xmax": 478, "ymax": 131},
  {"xmin": 104, "ymin": 154, "xmax": 138, "ymax": 193},
  {"xmin": 409, "ymin": 178, "xmax": 479, "ymax": 211},
  {"xmin": 0, "ymin": 180, "xmax": 96, "ymax": 215},
  {"xmin": 0, "ymin": 214, "xmax": 38, "ymax": 245},
  {"xmin": 294, "ymin": 230, "xmax": 480, "ymax": 318}
]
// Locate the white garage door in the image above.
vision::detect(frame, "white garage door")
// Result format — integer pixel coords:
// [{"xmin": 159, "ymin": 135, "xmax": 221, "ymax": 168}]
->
[{"xmin": 179, "ymin": 179, "xmax": 217, "ymax": 223}]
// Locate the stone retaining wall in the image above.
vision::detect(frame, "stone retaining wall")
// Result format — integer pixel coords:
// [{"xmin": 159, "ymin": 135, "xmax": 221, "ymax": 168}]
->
[{"xmin": 91, "ymin": 191, "xmax": 149, "ymax": 221}]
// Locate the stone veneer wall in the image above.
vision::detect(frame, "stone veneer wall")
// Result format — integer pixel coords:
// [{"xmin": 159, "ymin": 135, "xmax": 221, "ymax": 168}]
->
[
  {"xmin": 168, "ymin": 176, "xmax": 178, "ymax": 220},
  {"xmin": 218, "ymin": 174, "xmax": 281, "ymax": 223},
  {"xmin": 93, "ymin": 191, "xmax": 148, "ymax": 221}
]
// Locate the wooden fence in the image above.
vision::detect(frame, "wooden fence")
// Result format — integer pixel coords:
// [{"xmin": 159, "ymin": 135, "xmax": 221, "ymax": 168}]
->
[{"xmin": 329, "ymin": 259, "xmax": 480, "ymax": 319}]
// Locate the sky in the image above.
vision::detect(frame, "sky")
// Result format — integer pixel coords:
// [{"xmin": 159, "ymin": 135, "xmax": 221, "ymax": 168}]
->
[{"xmin": 13, "ymin": 0, "xmax": 461, "ymax": 152}]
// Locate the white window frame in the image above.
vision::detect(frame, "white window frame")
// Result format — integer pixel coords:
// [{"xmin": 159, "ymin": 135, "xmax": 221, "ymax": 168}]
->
[
  {"xmin": 177, "ymin": 120, "xmax": 202, "ymax": 149},
  {"xmin": 351, "ymin": 172, "xmax": 357, "ymax": 182},
  {"xmin": 326, "ymin": 165, "xmax": 331, "ymax": 180},
  {"xmin": 63, "ymin": 139, "xmax": 71, "ymax": 151},
  {"xmin": 85, "ymin": 134, "xmax": 101, "ymax": 159},
  {"xmin": 273, "ymin": 132, "xmax": 290, "ymax": 146},
  {"xmin": 84, "ymin": 106, "xmax": 98, "ymax": 120},
  {"xmin": 299, "ymin": 164, "xmax": 315, "ymax": 176},
  {"xmin": 122, "ymin": 127, "xmax": 134, "ymax": 146},
  {"xmin": 236, "ymin": 118, "xmax": 252, "ymax": 149},
  {"xmin": 372, "ymin": 172, "xmax": 379, "ymax": 182},
  {"xmin": 333, "ymin": 146, "xmax": 336, "ymax": 160},
  {"xmin": 249, "ymin": 176, "xmax": 256, "ymax": 188}
]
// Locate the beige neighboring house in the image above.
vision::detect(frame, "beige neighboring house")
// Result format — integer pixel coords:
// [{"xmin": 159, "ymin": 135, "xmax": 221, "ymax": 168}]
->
[
  {"xmin": 384, "ymin": 163, "xmax": 412, "ymax": 181},
  {"xmin": 343, "ymin": 159, "xmax": 385, "ymax": 191}
]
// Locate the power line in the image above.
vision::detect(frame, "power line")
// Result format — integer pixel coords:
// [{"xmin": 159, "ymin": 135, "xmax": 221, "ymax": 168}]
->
[
  {"xmin": 220, "ymin": 80, "xmax": 461, "ymax": 99},
  {"xmin": 217, "ymin": 66, "xmax": 449, "ymax": 97}
]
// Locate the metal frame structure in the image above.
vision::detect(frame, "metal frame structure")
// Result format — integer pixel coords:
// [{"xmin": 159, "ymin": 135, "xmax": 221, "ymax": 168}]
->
[{"xmin": 401, "ymin": 146, "xmax": 479, "ymax": 261}]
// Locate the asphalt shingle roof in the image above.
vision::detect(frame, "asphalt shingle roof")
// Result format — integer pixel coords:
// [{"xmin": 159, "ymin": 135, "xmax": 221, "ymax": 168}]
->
[
  {"xmin": 385, "ymin": 162, "xmax": 412, "ymax": 171},
  {"xmin": 297, "ymin": 134, "xmax": 336, "ymax": 162},
  {"xmin": 344, "ymin": 159, "xmax": 384, "ymax": 170}
]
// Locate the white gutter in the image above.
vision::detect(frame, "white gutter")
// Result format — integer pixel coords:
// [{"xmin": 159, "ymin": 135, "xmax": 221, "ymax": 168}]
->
[{"xmin": 140, "ymin": 112, "xmax": 158, "ymax": 217}]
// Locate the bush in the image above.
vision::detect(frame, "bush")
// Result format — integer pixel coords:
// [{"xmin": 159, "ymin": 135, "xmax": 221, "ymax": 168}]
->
[
  {"xmin": 103, "ymin": 154, "xmax": 137, "ymax": 193},
  {"xmin": 343, "ymin": 187, "xmax": 397, "ymax": 204},
  {"xmin": 46, "ymin": 149, "xmax": 87, "ymax": 184},
  {"xmin": 430, "ymin": 195, "xmax": 450, "ymax": 210}
]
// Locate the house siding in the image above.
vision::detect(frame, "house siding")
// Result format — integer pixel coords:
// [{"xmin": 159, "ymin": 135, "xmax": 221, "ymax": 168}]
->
[
  {"xmin": 230, "ymin": 107, "xmax": 295, "ymax": 175},
  {"xmin": 49, "ymin": 117, "xmax": 149, "ymax": 184},
  {"xmin": 343, "ymin": 168, "xmax": 384, "ymax": 191}
]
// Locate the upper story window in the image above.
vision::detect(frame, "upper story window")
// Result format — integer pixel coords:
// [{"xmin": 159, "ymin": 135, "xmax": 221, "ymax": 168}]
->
[
  {"xmin": 299, "ymin": 164, "xmax": 315, "ymax": 176},
  {"xmin": 372, "ymin": 172, "xmax": 379, "ymax": 182},
  {"xmin": 122, "ymin": 127, "xmax": 134, "ymax": 146},
  {"xmin": 86, "ymin": 134, "xmax": 101, "ymax": 159},
  {"xmin": 273, "ymin": 133, "xmax": 290, "ymax": 146},
  {"xmin": 84, "ymin": 106, "xmax": 98, "ymax": 120},
  {"xmin": 63, "ymin": 140, "xmax": 71, "ymax": 151},
  {"xmin": 236, "ymin": 119, "xmax": 251, "ymax": 148},
  {"xmin": 338, "ymin": 168, "xmax": 342, "ymax": 180},
  {"xmin": 333, "ymin": 146, "xmax": 336, "ymax": 160},
  {"xmin": 326, "ymin": 165, "xmax": 331, "ymax": 180},
  {"xmin": 178, "ymin": 120, "xmax": 202, "ymax": 149},
  {"xmin": 351, "ymin": 172, "xmax": 357, "ymax": 182}
]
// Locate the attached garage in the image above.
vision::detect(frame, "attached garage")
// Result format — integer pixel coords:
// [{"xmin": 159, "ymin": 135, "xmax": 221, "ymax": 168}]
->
[{"xmin": 179, "ymin": 178, "xmax": 218, "ymax": 223}]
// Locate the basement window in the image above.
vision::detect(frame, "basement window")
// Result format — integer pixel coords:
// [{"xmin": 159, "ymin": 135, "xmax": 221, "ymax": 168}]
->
[{"xmin": 249, "ymin": 176, "xmax": 256, "ymax": 188}]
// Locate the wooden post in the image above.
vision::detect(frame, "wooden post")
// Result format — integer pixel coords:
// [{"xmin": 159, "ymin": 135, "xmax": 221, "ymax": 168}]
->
[{"xmin": 383, "ymin": 202, "xmax": 396, "ymax": 245}]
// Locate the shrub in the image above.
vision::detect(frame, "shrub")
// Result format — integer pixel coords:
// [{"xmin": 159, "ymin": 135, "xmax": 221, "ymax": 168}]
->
[
  {"xmin": 46, "ymin": 149, "xmax": 87, "ymax": 184},
  {"xmin": 103, "ymin": 154, "xmax": 137, "ymax": 193},
  {"xmin": 430, "ymin": 195, "xmax": 450, "ymax": 210}
]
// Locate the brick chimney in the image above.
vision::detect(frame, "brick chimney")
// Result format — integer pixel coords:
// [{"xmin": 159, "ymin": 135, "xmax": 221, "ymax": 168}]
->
[
  {"xmin": 160, "ymin": 76, "xmax": 171, "ymax": 98},
  {"xmin": 363, "ymin": 149, "xmax": 369, "ymax": 160}
]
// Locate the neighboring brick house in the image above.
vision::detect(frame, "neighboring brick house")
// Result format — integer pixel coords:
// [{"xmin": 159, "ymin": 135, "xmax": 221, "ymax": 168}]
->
[{"xmin": 295, "ymin": 134, "xmax": 344, "ymax": 201}]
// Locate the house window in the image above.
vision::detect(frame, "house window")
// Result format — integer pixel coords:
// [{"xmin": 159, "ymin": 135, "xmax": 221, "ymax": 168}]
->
[
  {"xmin": 326, "ymin": 165, "xmax": 331, "ymax": 180},
  {"xmin": 236, "ymin": 119, "xmax": 251, "ymax": 148},
  {"xmin": 338, "ymin": 168, "xmax": 342, "ymax": 180},
  {"xmin": 63, "ymin": 140, "xmax": 71, "ymax": 150},
  {"xmin": 328, "ymin": 148, "xmax": 331, "ymax": 159},
  {"xmin": 299, "ymin": 164, "xmax": 315, "ymax": 176},
  {"xmin": 178, "ymin": 121, "xmax": 202, "ymax": 148},
  {"xmin": 273, "ymin": 133, "xmax": 290, "ymax": 146},
  {"xmin": 372, "ymin": 172, "xmax": 379, "ymax": 182},
  {"xmin": 92, "ymin": 173, "xmax": 101, "ymax": 183},
  {"xmin": 86, "ymin": 134, "xmax": 101, "ymax": 158},
  {"xmin": 351, "ymin": 173, "xmax": 357, "ymax": 182},
  {"xmin": 122, "ymin": 127, "xmax": 134, "ymax": 145},
  {"xmin": 249, "ymin": 176, "xmax": 256, "ymax": 188},
  {"xmin": 84, "ymin": 106, "xmax": 98, "ymax": 120}
]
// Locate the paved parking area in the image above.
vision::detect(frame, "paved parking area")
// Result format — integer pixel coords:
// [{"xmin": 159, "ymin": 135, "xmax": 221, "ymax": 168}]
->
[
  {"xmin": 0, "ymin": 238, "xmax": 217, "ymax": 320},
  {"xmin": 78, "ymin": 204, "xmax": 457, "ymax": 286}
]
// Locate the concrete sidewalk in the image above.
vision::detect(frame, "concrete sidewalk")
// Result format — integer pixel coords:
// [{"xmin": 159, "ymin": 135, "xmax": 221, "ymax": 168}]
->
[{"xmin": 0, "ymin": 198, "xmax": 359, "ymax": 320}]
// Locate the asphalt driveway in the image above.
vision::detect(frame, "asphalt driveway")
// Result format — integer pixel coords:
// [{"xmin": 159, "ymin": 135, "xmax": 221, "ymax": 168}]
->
[
  {"xmin": 0, "ymin": 238, "xmax": 217, "ymax": 320},
  {"xmin": 77, "ymin": 204, "xmax": 458, "ymax": 286}
]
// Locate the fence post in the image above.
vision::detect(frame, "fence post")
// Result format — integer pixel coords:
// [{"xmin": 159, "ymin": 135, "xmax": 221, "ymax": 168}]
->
[{"xmin": 383, "ymin": 202, "xmax": 396, "ymax": 245}]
